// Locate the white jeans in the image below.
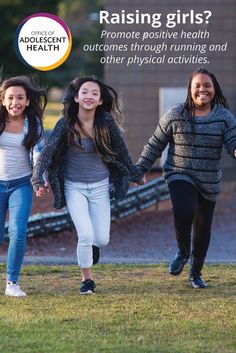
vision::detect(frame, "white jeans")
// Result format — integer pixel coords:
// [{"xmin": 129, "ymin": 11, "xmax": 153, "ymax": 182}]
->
[{"xmin": 64, "ymin": 178, "xmax": 110, "ymax": 268}]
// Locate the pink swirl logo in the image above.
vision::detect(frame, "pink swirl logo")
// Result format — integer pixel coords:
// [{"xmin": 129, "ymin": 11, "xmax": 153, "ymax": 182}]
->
[{"xmin": 14, "ymin": 13, "xmax": 72, "ymax": 71}]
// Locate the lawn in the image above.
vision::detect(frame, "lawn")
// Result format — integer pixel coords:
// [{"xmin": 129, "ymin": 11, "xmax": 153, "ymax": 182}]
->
[
  {"xmin": 43, "ymin": 102, "xmax": 62, "ymax": 130},
  {"xmin": 0, "ymin": 264, "xmax": 235, "ymax": 353}
]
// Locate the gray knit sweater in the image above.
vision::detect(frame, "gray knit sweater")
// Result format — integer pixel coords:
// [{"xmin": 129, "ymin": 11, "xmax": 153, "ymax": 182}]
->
[
  {"xmin": 137, "ymin": 104, "xmax": 236, "ymax": 201},
  {"xmin": 32, "ymin": 112, "xmax": 142, "ymax": 208}
]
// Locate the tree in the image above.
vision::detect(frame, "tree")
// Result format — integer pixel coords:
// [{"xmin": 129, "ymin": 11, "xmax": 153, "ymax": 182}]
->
[{"xmin": 57, "ymin": 0, "xmax": 104, "ymax": 81}]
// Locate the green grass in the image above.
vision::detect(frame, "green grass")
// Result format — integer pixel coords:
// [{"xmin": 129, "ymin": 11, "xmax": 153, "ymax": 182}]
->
[
  {"xmin": 0, "ymin": 264, "xmax": 235, "ymax": 353},
  {"xmin": 44, "ymin": 102, "xmax": 62, "ymax": 130}
]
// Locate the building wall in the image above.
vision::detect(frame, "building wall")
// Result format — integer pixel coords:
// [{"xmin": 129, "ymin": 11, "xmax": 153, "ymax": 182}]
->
[{"xmin": 104, "ymin": 0, "xmax": 236, "ymax": 170}]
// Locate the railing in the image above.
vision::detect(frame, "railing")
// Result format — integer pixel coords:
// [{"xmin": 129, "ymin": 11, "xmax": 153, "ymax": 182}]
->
[{"xmin": 4, "ymin": 176, "xmax": 169, "ymax": 239}]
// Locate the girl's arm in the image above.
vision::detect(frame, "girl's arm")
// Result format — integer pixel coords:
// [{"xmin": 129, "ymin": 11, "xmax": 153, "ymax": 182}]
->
[
  {"xmin": 31, "ymin": 118, "xmax": 66, "ymax": 191},
  {"xmin": 223, "ymin": 112, "xmax": 236, "ymax": 158},
  {"xmin": 31, "ymin": 129, "xmax": 45, "ymax": 167},
  {"xmin": 136, "ymin": 111, "xmax": 173, "ymax": 173},
  {"xmin": 31, "ymin": 132, "xmax": 47, "ymax": 195},
  {"xmin": 107, "ymin": 115, "xmax": 143, "ymax": 182},
  {"xmin": 24, "ymin": 116, "xmax": 45, "ymax": 166}
]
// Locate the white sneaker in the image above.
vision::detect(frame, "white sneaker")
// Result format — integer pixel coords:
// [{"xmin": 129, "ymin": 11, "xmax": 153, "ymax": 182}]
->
[{"xmin": 5, "ymin": 282, "xmax": 27, "ymax": 297}]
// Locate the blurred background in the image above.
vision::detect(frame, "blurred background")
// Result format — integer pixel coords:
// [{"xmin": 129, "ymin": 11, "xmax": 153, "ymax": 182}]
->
[
  {"xmin": 0, "ymin": 0, "xmax": 104, "ymax": 133},
  {"xmin": 0, "ymin": 0, "xmax": 236, "ymax": 261},
  {"xmin": 0, "ymin": 0, "xmax": 236, "ymax": 172}
]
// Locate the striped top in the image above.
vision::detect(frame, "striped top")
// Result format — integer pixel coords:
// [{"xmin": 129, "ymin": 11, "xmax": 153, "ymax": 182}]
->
[{"xmin": 137, "ymin": 103, "xmax": 236, "ymax": 201}]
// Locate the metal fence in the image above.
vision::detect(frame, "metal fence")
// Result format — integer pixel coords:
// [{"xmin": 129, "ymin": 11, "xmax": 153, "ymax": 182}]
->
[{"xmin": 4, "ymin": 176, "xmax": 169, "ymax": 239}]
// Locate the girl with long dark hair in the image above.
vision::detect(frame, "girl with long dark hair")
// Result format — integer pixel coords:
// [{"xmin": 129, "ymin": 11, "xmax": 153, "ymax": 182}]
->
[
  {"xmin": 32, "ymin": 76, "xmax": 142, "ymax": 294},
  {"xmin": 0, "ymin": 76, "xmax": 47, "ymax": 296},
  {"xmin": 137, "ymin": 68, "xmax": 236, "ymax": 288}
]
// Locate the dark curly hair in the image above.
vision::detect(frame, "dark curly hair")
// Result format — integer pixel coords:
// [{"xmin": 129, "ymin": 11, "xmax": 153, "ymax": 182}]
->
[
  {"xmin": 0, "ymin": 76, "xmax": 47, "ymax": 150},
  {"xmin": 179, "ymin": 68, "xmax": 229, "ymax": 140}
]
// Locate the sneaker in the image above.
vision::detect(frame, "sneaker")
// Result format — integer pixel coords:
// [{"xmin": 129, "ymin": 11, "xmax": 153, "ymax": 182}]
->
[
  {"xmin": 189, "ymin": 275, "xmax": 207, "ymax": 289},
  {"xmin": 92, "ymin": 245, "xmax": 100, "ymax": 265},
  {"xmin": 80, "ymin": 279, "xmax": 96, "ymax": 295},
  {"xmin": 5, "ymin": 282, "xmax": 27, "ymax": 297},
  {"xmin": 169, "ymin": 250, "xmax": 189, "ymax": 276}
]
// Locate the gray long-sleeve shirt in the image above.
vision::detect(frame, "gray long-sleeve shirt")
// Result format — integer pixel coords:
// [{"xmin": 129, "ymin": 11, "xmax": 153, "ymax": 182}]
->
[{"xmin": 137, "ymin": 104, "xmax": 236, "ymax": 201}]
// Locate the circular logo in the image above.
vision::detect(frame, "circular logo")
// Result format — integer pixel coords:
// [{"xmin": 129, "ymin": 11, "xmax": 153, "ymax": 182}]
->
[{"xmin": 14, "ymin": 13, "xmax": 72, "ymax": 71}]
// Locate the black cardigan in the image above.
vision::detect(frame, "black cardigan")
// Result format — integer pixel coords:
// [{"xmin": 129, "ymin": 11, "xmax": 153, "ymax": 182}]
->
[{"xmin": 31, "ymin": 112, "xmax": 142, "ymax": 209}]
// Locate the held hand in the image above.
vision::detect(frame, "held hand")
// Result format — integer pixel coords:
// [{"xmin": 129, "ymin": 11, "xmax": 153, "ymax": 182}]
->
[
  {"xmin": 35, "ymin": 186, "xmax": 49, "ymax": 197},
  {"xmin": 234, "ymin": 149, "xmax": 236, "ymax": 158},
  {"xmin": 136, "ymin": 175, "xmax": 147, "ymax": 185}
]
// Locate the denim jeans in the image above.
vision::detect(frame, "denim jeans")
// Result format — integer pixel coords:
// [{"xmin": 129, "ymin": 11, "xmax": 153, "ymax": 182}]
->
[
  {"xmin": 0, "ymin": 175, "xmax": 32, "ymax": 282},
  {"xmin": 64, "ymin": 177, "xmax": 110, "ymax": 268}
]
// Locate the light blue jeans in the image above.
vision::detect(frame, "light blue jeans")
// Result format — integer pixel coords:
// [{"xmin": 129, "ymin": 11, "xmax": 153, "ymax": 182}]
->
[
  {"xmin": 0, "ymin": 175, "xmax": 32, "ymax": 282},
  {"xmin": 64, "ymin": 177, "xmax": 110, "ymax": 268}
]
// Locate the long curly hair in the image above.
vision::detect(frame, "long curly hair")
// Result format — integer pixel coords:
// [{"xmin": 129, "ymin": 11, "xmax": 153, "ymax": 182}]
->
[
  {"xmin": 0, "ymin": 76, "xmax": 47, "ymax": 150},
  {"xmin": 179, "ymin": 68, "xmax": 229, "ymax": 138},
  {"xmin": 62, "ymin": 75, "xmax": 123, "ymax": 157}
]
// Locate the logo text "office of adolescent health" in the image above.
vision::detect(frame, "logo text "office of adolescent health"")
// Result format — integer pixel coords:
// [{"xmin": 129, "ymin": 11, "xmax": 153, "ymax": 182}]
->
[{"xmin": 14, "ymin": 13, "xmax": 72, "ymax": 71}]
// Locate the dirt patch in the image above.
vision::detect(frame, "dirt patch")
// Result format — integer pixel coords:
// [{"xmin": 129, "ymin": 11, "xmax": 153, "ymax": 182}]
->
[{"xmin": 1, "ymin": 174, "xmax": 236, "ymax": 262}]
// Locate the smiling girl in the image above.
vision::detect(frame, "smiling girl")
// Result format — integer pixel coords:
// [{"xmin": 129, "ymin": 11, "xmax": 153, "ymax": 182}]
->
[
  {"xmin": 137, "ymin": 68, "xmax": 236, "ymax": 288},
  {"xmin": 0, "ymin": 76, "xmax": 47, "ymax": 296},
  {"xmin": 31, "ymin": 76, "xmax": 142, "ymax": 295}
]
